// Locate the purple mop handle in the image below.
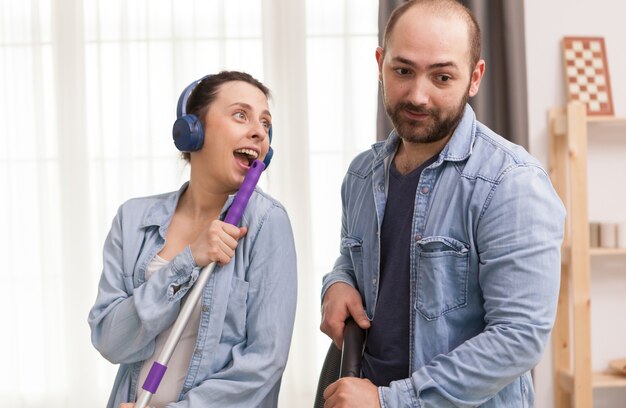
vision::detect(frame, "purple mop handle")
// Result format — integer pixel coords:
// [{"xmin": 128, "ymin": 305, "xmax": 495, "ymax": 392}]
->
[
  {"xmin": 224, "ymin": 160, "xmax": 265, "ymax": 225},
  {"xmin": 136, "ymin": 160, "xmax": 265, "ymax": 408}
]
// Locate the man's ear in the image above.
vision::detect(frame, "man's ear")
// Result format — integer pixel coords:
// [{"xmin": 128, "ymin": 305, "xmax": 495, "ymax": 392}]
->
[
  {"xmin": 375, "ymin": 47, "xmax": 384, "ymax": 82},
  {"xmin": 469, "ymin": 59, "xmax": 485, "ymax": 97}
]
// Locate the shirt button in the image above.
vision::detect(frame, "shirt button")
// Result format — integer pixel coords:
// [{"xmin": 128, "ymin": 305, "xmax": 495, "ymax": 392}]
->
[
  {"xmin": 378, "ymin": 184, "xmax": 385, "ymax": 191},
  {"xmin": 202, "ymin": 305, "xmax": 210, "ymax": 313},
  {"xmin": 421, "ymin": 186, "xmax": 430, "ymax": 194},
  {"xmin": 372, "ymin": 277, "xmax": 377, "ymax": 285},
  {"xmin": 415, "ymin": 234, "xmax": 422, "ymax": 241}
]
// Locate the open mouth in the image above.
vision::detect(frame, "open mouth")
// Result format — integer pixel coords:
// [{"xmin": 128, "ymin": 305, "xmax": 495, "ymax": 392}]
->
[{"xmin": 233, "ymin": 148, "xmax": 259, "ymax": 167}]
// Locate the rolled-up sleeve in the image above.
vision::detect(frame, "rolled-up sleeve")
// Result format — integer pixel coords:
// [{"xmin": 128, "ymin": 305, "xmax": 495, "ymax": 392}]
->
[
  {"xmin": 88, "ymin": 206, "xmax": 200, "ymax": 364},
  {"xmin": 321, "ymin": 173, "xmax": 360, "ymax": 301}
]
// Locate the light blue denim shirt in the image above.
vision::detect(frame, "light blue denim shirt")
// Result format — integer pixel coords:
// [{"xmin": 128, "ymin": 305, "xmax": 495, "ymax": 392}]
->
[
  {"xmin": 322, "ymin": 105, "xmax": 565, "ymax": 407},
  {"xmin": 88, "ymin": 182, "xmax": 297, "ymax": 408}
]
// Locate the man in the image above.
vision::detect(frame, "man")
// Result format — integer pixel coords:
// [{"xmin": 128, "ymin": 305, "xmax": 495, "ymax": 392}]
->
[{"xmin": 320, "ymin": 1, "xmax": 565, "ymax": 407}]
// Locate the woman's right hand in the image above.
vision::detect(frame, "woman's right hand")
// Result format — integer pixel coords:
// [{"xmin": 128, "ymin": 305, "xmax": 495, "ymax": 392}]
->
[{"xmin": 189, "ymin": 219, "xmax": 247, "ymax": 267}]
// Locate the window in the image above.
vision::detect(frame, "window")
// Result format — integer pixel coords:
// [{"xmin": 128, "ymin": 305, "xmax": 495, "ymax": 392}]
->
[{"xmin": 0, "ymin": 1, "xmax": 378, "ymax": 405}]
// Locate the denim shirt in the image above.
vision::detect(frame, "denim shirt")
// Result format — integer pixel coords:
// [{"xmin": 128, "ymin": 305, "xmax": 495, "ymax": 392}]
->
[
  {"xmin": 88, "ymin": 182, "xmax": 297, "ymax": 408},
  {"xmin": 322, "ymin": 105, "xmax": 565, "ymax": 407}
]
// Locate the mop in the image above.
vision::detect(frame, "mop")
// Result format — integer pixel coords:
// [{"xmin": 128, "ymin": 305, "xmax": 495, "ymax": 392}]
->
[{"xmin": 135, "ymin": 159, "xmax": 266, "ymax": 408}]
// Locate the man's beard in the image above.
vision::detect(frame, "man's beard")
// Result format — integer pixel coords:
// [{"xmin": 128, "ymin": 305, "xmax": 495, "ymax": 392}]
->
[{"xmin": 384, "ymin": 88, "xmax": 469, "ymax": 144}]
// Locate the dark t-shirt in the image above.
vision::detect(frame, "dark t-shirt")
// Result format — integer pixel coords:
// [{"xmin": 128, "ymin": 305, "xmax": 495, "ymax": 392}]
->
[{"xmin": 361, "ymin": 154, "xmax": 437, "ymax": 386}]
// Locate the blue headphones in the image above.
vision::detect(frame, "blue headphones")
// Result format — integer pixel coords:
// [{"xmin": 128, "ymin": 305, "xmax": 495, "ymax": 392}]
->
[{"xmin": 172, "ymin": 75, "xmax": 273, "ymax": 168}]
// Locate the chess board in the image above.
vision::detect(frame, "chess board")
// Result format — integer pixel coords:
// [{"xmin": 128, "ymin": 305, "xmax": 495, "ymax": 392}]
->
[{"xmin": 562, "ymin": 36, "xmax": 614, "ymax": 116}]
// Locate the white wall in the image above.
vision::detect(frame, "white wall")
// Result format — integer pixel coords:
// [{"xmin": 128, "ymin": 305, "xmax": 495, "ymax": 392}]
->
[{"xmin": 525, "ymin": 1, "xmax": 626, "ymax": 407}]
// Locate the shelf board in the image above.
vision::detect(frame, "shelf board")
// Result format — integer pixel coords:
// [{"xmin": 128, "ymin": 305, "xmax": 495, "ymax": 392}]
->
[
  {"xmin": 593, "ymin": 371, "xmax": 626, "ymax": 388},
  {"xmin": 560, "ymin": 246, "xmax": 626, "ymax": 263},
  {"xmin": 590, "ymin": 248, "xmax": 626, "ymax": 256},
  {"xmin": 587, "ymin": 115, "xmax": 626, "ymax": 124},
  {"xmin": 558, "ymin": 370, "xmax": 626, "ymax": 392}
]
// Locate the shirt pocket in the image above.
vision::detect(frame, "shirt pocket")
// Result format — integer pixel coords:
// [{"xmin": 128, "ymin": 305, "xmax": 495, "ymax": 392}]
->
[
  {"xmin": 415, "ymin": 236, "xmax": 469, "ymax": 320},
  {"xmin": 221, "ymin": 276, "xmax": 250, "ymax": 343}
]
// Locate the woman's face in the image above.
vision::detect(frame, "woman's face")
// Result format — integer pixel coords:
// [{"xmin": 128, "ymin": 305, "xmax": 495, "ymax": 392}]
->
[{"xmin": 191, "ymin": 80, "xmax": 271, "ymax": 193}]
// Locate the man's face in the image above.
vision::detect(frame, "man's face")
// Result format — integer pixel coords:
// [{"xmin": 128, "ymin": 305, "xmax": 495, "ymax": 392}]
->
[{"xmin": 377, "ymin": 7, "xmax": 484, "ymax": 144}]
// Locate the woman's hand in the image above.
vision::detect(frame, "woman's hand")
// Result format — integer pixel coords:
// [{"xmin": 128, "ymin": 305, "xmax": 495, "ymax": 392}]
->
[{"xmin": 190, "ymin": 219, "xmax": 248, "ymax": 267}]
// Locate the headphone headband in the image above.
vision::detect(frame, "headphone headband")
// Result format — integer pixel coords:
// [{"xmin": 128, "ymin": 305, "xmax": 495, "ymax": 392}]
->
[{"xmin": 176, "ymin": 75, "xmax": 212, "ymax": 119}]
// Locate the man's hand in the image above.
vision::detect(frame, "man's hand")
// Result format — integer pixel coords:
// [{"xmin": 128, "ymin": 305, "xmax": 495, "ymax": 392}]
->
[
  {"xmin": 323, "ymin": 377, "xmax": 381, "ymax": 408},
  {"xmin": 320, "ymin": 282, "xmax": 370, "ymax": 348}
]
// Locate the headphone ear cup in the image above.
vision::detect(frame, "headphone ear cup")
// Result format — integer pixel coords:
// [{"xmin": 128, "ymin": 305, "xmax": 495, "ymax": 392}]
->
[
  {"xmin": 173, "ymin": 114, "xmax": 204, "ymax": 152},
  {"xmin": 262, "ymin": 126, "xmax": 273, "ymax": 168},
  {"xmin": 263, "ymin": 146, "xmax": 273, "ymax": 168}
]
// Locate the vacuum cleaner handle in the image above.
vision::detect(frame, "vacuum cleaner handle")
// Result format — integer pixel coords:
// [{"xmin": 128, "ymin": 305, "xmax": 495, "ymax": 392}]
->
[
  {"xmin": 339, "ymin": 317, "xmax": 366, "ymax": 378},
  {"xmin": 313, "ymin": 317, "xmax": 367, "ymax": 408}
]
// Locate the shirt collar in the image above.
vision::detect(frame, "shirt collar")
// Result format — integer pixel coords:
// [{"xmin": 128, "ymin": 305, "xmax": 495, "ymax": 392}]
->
[
  {"xmin": 140, "ymin": 182, "xmax": 189, "ymax": 231},
  {"xmin": 140, "ymin": 182, "xmax": 238, "ymax": 235},
  {"xmin": 439, "ymin": 103, "xmax": 476, "ymax": 162}
]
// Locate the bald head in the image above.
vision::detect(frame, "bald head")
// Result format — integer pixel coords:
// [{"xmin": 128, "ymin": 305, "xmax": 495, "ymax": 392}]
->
[{"xmin": 382, "ymin": 0, "xmax": 481, "ymax": 71}]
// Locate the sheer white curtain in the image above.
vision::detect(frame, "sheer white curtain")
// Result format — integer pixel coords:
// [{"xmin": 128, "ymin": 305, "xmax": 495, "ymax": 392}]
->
[{"xmin": 0, "ymin": 0, "xmax": 378, "ymax": 406}]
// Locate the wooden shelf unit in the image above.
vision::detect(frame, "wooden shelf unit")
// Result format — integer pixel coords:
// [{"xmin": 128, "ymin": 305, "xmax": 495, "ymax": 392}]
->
[{"xmin": 548, "ymin": 101, "xmax": 626, "ymax": 408}]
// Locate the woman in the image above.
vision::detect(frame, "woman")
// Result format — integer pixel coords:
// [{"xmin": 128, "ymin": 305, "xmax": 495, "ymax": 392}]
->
[{"xmin": 88, "ymin": 71, "xmax": 297, "ymax": 408}]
